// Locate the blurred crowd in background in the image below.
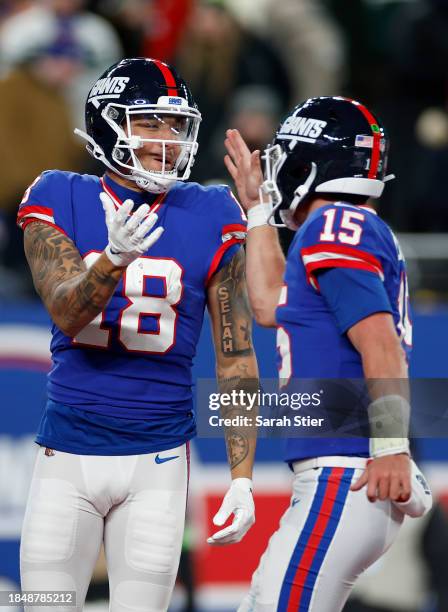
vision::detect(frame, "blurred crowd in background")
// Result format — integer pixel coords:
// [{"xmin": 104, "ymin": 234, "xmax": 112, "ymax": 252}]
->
[{"xmin": 1, "ymin": 0, "xmax": 448, "ymax": 297}]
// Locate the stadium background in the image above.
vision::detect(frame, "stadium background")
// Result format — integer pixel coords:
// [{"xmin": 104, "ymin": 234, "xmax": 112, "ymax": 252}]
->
[{"xmin": 1, "ymin": 0, "xmax": 448, "ymax": 610}]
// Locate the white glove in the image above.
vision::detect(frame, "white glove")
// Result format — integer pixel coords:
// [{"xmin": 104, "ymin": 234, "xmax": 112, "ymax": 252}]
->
[
  {"xmin": 393, "ymin": 459, "xmax": 433, "ymax": 518},
  {"xmin": 100, "ymin": 192, "xmax": 164, "ymax": 267},
  {"xmin": 207, "ymin": 478, "xmax": 255, "ymax": 545}
]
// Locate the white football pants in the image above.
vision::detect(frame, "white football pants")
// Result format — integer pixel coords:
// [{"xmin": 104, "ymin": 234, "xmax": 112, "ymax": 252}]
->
[
  {"xmin": 20, "ymin": 444, "xmax": 189, "ymax": 612},
  {"xmin": 239, "ymin": 459, "xmax": 404, "ymax": 612}
]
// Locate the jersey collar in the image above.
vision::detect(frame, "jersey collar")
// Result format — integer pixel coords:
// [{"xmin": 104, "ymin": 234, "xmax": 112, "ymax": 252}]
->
[{"xmin": 101, "ymin": 174, "xmax": 167, "ymax": 215}]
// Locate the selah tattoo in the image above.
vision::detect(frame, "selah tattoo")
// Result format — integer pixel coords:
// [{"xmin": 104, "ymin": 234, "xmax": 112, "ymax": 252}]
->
[{"xmin": 214, "ymin": 249, "xmax": 254, "ymax": 357}]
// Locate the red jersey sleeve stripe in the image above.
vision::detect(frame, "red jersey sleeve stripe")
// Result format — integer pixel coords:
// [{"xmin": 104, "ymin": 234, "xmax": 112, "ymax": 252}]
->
[
  {"xmin": 205, "ymin": 237, "xmax": 243, "ymax": 285},
  {"xmin": 301, "ymin": 244, "xmax": 383, "ymax": 271},
  {"xmin": 17, "ymin": 205, "xmax": 54, "ymax": 219},
  {"xmin": 222, "ymin": 223, "xmax": 247, "ymax": 234},
  {"xmin": 302, "ymin": 252, "xmax": 383, "ymax": 277},
  {"xmin": 305, "ymin": 258, "xmax": 383, "ymax": 278},
  {"xmin": 17, "ymin": 204, "xmax": 57, "ymax": 230},
  {"xmin": 19, "ymin": 218, "xmax": 67, "ymax": 235}
]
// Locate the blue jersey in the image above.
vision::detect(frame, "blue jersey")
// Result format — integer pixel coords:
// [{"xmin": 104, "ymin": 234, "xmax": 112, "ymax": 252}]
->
[
  {"xmin": 276, "ymin": 202, "xmax": 412, "ymax": 462},
  {"xmin": 18, "ymin": 171, "xmax": 246, "ymax": 454}
]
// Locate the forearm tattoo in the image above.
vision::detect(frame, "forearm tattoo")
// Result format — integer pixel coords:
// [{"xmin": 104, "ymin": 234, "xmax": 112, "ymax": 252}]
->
[
  {"xmin": 210, "ymin": 250, "xmax": 258, "ymax": 470},
  {"xmin": 214, "ymin": 249, "xmax": 254, "ymax": 357},
  {"xmin": 24, "ymin": 222, "xmax": 121, "ymax": 333},
  {"xmin": 225, "ymin": 429, "xmax": 249, "ymax": 469},
  {"xmin": 218, "ymin": 366, "xmax": 258, "ymax": 471}
]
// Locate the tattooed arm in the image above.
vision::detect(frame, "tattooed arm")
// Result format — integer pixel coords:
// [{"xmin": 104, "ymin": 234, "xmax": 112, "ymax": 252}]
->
[
  {"xmin": 224, "ymin": 129, "xmax": 285, "ymax": 327},
  {"xmin": 207, "ymin": 248, "xmax": 258, "ymax": 479},
  {"xmin": 24, "ymin": 222, "xmax": 124, "ymax": 337}
]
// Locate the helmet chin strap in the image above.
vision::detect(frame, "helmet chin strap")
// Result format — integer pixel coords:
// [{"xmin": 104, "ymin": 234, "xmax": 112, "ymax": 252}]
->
[
  {"xmin": 75, "ymin": 127, "xmax": 139, "ymax": 183},
  {"xmin": 279, "ymin": 162, "xmax": 318, "ymax": 230},
  {"xmin": 74, "ymin": 128, "xmax": 107, "ymax": 161},
  {"xmin": 267, "ymin": 161, "xmax": 318, "ymax": 230}
]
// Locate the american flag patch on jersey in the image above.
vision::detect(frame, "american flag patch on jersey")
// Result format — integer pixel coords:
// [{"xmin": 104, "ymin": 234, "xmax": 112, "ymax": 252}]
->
[{"xmin": 355, "ymin": 134, "xmax": 374, "ymax": 148}]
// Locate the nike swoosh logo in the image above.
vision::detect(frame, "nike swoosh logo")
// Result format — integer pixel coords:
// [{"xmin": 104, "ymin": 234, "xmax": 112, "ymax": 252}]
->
[
  {"xmin": 155, "ymin": 454, "xmax": 179, "ymax": 464},
  {"xmin": 291, "ymin": 498, "xmax": 300, "ymax": 507}
]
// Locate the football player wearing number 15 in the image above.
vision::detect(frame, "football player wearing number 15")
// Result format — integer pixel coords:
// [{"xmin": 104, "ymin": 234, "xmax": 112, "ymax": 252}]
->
[
  {"xmin": 17, "ymin": 58, "xmax": 257, "ymax": 612},
  {"xmin": 225, "ymin": 97, "xmax": 433, "ymax": 611}
]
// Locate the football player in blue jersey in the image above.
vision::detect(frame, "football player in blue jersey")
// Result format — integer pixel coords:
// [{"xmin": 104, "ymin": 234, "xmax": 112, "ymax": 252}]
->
[
  {"xmin": 224, "ymin": 97, "xmax": 432, "ymax": 611},
  {"xmin": 18, "ymin": 58, "xmax": 257, "ymax": 611}
]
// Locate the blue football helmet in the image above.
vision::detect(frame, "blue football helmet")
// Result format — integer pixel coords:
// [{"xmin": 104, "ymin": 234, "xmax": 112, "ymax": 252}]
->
[
  {"xmin": 262, "ymin": 96, "xmax": 393, "ymax": 229},
  {"xmin": 75, "ymin": 57, "xmax": 201, "ymax": 193}
]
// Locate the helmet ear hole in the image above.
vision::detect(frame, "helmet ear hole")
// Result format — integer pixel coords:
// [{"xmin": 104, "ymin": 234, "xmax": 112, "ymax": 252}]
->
[{"xmin": 287, "ymin": 162, "xmax": 312, "ymax": 182}]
